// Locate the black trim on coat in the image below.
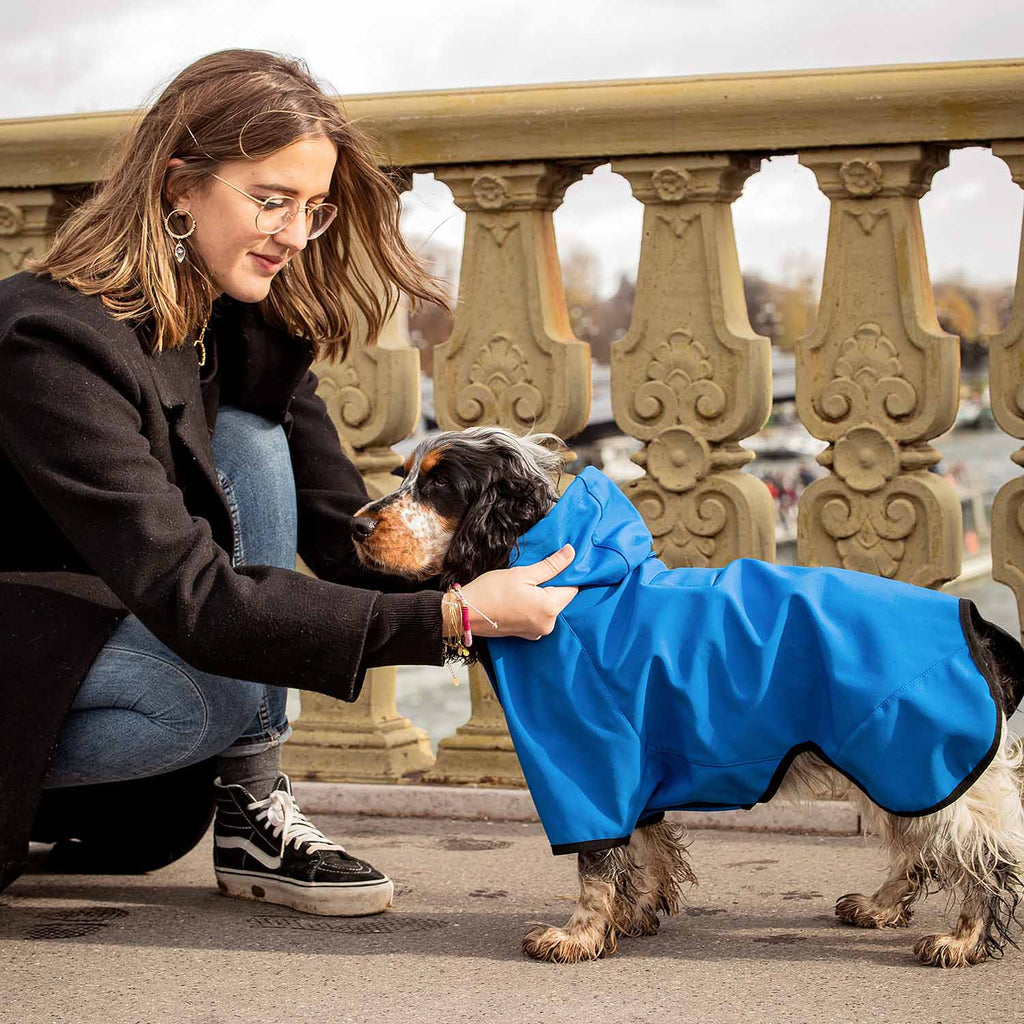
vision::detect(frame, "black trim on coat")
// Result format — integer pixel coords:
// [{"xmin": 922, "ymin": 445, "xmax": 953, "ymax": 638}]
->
[{"xmin": 551, "ymin": 835, "xmax": 631, "ymax": 856}]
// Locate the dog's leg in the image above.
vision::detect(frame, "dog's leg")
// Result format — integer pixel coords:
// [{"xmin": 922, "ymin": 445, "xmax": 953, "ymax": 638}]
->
[
  {"xmin": 913, "ymin": 858, "xmax": 1022, "ymax": 968},
  {"xmin": 522, "ymin": 846, "xmax": 627, "ymax": 963},
  {"xmin": 610, "ymin": 818, "xmax": 696, "ymax": 937},
  {"xmin": 859, "ymin": 724, "xmax": 1024, "ymax": 967},
  {"xmin": 836, "ymin": 861, "xmax": 927, "ymax": 928},
  {"xmin": 914, "ymin": 726, "xmax": 1024, "ymax": 966}
]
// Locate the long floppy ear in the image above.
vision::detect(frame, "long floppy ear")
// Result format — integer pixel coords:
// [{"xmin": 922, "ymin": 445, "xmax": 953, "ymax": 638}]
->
[{"xmin": 441, "ymin": 474, "xmax": 554, "ymax": 588}]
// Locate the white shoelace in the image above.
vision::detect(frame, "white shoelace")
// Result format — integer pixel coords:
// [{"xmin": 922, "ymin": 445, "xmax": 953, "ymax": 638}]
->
[{"xmin": 251, "ymin": 789, "xmax": 346, "ymax": 860}]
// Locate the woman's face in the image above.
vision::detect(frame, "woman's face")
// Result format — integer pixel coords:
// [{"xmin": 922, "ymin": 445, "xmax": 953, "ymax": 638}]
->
[{"xmin": 170, "ymin": 134, "xmax": 338, "ymax": 303}]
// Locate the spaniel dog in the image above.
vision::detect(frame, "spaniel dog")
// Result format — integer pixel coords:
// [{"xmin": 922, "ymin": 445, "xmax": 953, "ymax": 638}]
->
[{"xmin": 351, "ymin": 426, "xmax": 1024, "ymax": 968}]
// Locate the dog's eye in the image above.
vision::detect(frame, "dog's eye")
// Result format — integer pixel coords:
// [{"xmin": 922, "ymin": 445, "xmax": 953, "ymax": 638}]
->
[{"xmin": 421, "ymin": 470, "xmax": 449, "ymax": 491}]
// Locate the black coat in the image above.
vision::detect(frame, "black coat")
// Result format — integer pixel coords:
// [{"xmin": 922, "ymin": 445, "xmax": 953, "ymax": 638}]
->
[{"xmin": 0, "ymin": 271, "xmax": 442, "ymax": 890}]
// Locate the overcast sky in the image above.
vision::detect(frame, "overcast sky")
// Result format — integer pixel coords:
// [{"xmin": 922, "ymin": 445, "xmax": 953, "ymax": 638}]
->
[{"xmin": 3, "ymin": 0, "xmax": 1022, "ymax": 294}]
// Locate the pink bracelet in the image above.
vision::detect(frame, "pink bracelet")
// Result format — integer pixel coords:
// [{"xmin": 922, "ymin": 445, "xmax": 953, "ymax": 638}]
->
[{"xmin": 452, "ymin": 583, "xmax": 473, "ymax": 646}]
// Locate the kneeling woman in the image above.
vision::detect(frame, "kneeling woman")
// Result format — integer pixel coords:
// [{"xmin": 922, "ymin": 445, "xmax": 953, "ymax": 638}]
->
[{"xmin": 0, "ymin": 49, "xmax": 576, "ymax": 914}]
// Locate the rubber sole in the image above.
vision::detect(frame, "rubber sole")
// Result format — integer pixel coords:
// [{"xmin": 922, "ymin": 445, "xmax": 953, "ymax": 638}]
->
[{"xmin": 215, "ymin": 867, "xmax": 394, "ymax": 917}]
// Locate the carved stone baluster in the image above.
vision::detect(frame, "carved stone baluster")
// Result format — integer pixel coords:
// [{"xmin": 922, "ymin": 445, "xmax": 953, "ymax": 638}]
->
[
  {"xmin": 795, "ymin": 146, "xmax": 961, "ymax": 587},
  {"xmin": 431, "ymin": 162, "xmax": 592, "ymax": 437},
  {"xmin": 0, "ymin": 188, "xmax": 69, "ymax": 280},
  {"xmin": 989, "ymin": 141, "xmax": 1024, "ymax": 632},
  {"xmin": 426, "ymin": 161, "xmax": 593, "ymax": 786},
  {"xmin": 283, "ymin": 295, "xmax": 435, "ymax": 782},
  {"xmin": 609, "ymin": 155, "xmax": 775, "ymax": 567}
]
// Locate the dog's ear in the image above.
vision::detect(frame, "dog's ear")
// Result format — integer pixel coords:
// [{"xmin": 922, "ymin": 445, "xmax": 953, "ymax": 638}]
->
[
  {"xmin": 390, "ymin": 465, "xmax": 407, "ymax": 479},
  {"xmin": 441, "ymin": 482, "xmax": 513, "ymax": 587},
  {"xmin": 441, "ymin": 474, "xmax": 554, "ymax": 588}
]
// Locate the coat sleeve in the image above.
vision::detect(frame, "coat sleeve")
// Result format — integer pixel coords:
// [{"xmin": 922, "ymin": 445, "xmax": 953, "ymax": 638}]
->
[{"xmin": 0, "ymin": 313, "xmax": 443, "ymax": 701}]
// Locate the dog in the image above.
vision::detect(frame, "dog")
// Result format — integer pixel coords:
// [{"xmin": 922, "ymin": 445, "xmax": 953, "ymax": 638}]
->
[{"xmin": 351, "ymin": 425, "xmax": 1024, "ymax": 968}]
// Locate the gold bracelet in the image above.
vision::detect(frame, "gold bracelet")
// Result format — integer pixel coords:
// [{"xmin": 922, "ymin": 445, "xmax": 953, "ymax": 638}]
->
[{"xmin": 441, "ymin": 592, "xmax": 470, "ymax": 686}]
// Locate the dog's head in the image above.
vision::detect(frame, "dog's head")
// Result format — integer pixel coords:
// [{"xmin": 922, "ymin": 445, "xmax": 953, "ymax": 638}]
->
[{"xmin": 351, "ymin": 426, "xmax": 566, "ymax": 587}]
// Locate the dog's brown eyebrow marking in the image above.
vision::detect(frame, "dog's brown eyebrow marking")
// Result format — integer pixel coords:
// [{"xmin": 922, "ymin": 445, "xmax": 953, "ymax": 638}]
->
[
  {"xmin": 402, "ymin": 455, "xmax": 413, "ymax": 473},
  {"xmin": 418, "ymin": 448, "xmax": 445, "ymax": 474}
]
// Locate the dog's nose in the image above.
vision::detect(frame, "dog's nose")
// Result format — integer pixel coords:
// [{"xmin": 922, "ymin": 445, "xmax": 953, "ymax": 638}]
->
[{"xmin": 350, "ymin": 516, "xmax": 378, "ymax": 541}]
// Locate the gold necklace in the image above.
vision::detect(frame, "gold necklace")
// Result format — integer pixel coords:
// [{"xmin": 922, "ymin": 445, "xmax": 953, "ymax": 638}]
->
[{"xmin": 194, "ymin": 317, "xmax": 209, "ymax": 368}]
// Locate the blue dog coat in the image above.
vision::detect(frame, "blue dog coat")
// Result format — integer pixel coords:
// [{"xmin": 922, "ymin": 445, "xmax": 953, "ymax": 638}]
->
[{"xmin": 484, "ymin": 468, "xmax": 1008, "ymax": 855}]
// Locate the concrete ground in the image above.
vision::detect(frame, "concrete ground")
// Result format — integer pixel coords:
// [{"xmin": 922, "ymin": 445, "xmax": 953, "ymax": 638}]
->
[{"xmin": 3, "ymin": 812, "xmax": 1023, "ymax": 1024}]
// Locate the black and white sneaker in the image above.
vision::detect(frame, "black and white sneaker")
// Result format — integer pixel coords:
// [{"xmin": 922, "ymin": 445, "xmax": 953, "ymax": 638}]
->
[{"xmin": 213, "ymin": 774, "xmax": 394, "ymax": 916}]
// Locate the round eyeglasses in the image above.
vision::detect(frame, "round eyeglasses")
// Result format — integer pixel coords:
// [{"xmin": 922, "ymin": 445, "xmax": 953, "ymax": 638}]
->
[{"xmin": 210, "ymin": 173, "xmax": 338, "ymax": 240}]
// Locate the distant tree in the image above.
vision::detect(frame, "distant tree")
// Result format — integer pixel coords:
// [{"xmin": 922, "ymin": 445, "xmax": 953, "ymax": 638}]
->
[
  {"xmin": 937, "ymin": 280, "xmax": 1007, "ymax": 376},
  {"xmin": 406, "ymin": 243, "xmax": 457, "ymax": 374},
  {"xmin": 743, "ymin": 274, "xmax": 782, "ymax": 341},
  {"xmin": 562, "ymin": 247, "xmax": 605, "ymax": 355}
]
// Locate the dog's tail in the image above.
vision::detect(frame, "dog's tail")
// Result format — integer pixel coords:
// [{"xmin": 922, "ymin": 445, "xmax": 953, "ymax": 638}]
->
[{"xmin": 964, "ymin": 601, "xmax": 1024, "ymax": 716}]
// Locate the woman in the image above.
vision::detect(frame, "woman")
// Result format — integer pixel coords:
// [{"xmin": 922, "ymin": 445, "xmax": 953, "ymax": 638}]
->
[{"xmin": 0, "ymin": 49, "xmax": 576, "ymax": 915}]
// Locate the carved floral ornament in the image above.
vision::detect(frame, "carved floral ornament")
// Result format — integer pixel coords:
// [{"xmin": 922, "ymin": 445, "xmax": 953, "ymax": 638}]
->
[
  {"xmin": 335, "ymin": 364, "xmax": 372, "ymax": 429},
  {"xmin": 651, "ymin": 167, "xmax": 693, "ymax": 203},
  {"xmin": 839, "ymin": 159, "xmax": 883, "ymax": 198},
  {"xmin": 632, "ymin": 329, "xmax": 727, "ymax": 427},
  {"xmin": 820, "ymin": 492, "xmax": 917, "ymax": 578},
  {"xmin": 645, "ymin": 427, "xmax": 712, "ymax": 493},
  {"xmin": 656, "ymin": 210, "xmax": 700, "ymax": 239},
  {"xmin": 0, "ymin": 245, "xmax": 34, "ymax": 272},
  {"xmin": 481, "ymin": 219, "xmax": 517, "ymax": 247},
  {"xmin": 817, "ymin": 322, "xmax": 917, "ymax": 426},
  {"xmin": 832, "ymin": 426, "xmax": 900, "ymax": 493},
  {"xmin": 847, "ymin": 206, "xmax": 888, "ymax": 235},
  {"xmin": 455, "ymin": 333, "xmax": 546, "ymax": 428},
  {"xmin": 471, "ymin": 174, "xmax": 511, "ymax": 210},
  {"xmin": 835, "ymin": 323, "xmax": 902, "ymax": 389},
  {"xmin": 470, "ymin": 333, "xmax": 531, "ymax": 393},
  {"xmin": 628, "ymin": 479, "xmax": 726, "ymax": 568},
  {"xmin": 0, "ymin": 202, "xmax": 25, "ymax": 236}
]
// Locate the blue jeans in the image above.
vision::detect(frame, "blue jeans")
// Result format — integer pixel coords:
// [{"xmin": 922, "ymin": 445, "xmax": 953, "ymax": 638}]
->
[{"xmin": 43, "ymin": 407, "xmax": 297, "ymax": 789}]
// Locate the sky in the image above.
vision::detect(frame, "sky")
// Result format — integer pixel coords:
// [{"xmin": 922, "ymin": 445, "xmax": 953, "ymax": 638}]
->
[{"xmin": 3, "ymin": 0, "xmax": 1022, "ymax": 296}]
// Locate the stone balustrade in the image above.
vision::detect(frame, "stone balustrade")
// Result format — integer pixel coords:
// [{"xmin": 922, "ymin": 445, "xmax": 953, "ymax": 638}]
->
[{"xmin": 3, "ymin": 59, "xmax": 1024, "ymax": 787}]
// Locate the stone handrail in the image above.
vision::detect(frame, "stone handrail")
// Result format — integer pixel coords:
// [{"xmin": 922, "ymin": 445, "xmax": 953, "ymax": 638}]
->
[
  {"xmin": 2, "ymin": 59, "xmax": 1023, "ymax": 788},
  {"xmin": 2, "ymin": 59, "xmax": 1024, "ymax": 180}
]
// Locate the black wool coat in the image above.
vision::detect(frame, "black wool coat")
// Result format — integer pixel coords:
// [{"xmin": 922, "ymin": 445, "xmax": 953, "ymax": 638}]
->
[{"xmin": 0, "ymin": 271, "xmax": 443, "ymax": 891}]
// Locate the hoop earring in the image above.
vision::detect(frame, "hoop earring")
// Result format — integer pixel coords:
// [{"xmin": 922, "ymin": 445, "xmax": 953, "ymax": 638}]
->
[{"xmin": 164, "ymin": 209, "xmax": 196, "ymax": 264}]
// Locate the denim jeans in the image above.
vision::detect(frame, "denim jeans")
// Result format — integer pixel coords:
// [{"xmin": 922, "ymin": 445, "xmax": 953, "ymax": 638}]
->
[{"xmin": 43, "ymin": 407, "xmax": 297, "ymax": 788}]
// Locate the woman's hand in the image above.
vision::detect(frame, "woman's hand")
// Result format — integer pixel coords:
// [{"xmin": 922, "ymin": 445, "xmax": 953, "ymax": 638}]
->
[{"xmin": 454, "ymin": 543, "xmax": 577, "ymax": 640}]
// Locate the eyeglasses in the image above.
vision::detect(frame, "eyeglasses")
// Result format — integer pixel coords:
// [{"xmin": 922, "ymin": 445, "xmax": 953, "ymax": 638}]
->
[{"xmin": 210, "ymin": 173, "xmax": 338, "ymax": 240}]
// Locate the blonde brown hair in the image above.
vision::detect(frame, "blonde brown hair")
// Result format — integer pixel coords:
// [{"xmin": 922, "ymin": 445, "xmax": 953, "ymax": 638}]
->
[{"xmin": 30, "ymin": 48, "xmax": 449, "ymax": 359}]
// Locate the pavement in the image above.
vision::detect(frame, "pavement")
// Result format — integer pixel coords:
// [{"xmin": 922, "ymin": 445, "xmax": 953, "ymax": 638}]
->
[{"xmin": 4, "ymin": 804, "xmax": 1024, "ymax": 1024}]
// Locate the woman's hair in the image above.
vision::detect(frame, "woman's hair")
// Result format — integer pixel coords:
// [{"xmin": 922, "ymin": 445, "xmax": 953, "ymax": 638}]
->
[{"xmin": 30, "ymin": 49, "xmax": 450, "ymax": 359}]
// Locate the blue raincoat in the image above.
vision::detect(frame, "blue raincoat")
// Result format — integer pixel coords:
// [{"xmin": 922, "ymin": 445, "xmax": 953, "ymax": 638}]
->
[{"xmin": 484, "ymin": 467, "xmax": 1008, "ymax": 855}]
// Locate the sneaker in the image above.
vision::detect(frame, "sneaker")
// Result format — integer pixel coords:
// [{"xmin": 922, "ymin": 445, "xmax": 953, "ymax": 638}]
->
[{"xmin": 213, "ymin": 774, "xmax": 394, "ymax": 916}]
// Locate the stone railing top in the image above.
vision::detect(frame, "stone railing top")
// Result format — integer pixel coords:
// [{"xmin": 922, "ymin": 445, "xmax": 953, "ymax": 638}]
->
[{"xmin": 2, "ymin": 59, "xmax": 1024, "ymax": 187}]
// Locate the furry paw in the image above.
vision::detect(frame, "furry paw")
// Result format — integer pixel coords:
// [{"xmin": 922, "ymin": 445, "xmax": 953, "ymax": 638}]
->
[
  {"xmin": 913, "ymin": 932, "xmax": 987, "ymax": 968},
  {"xmin": 521, "ymin": 922, "xmax": 616, "ymax": 963},
  {"xmin": 835, "ymin": 892, "xmax": 913, "ymax": 929}
]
